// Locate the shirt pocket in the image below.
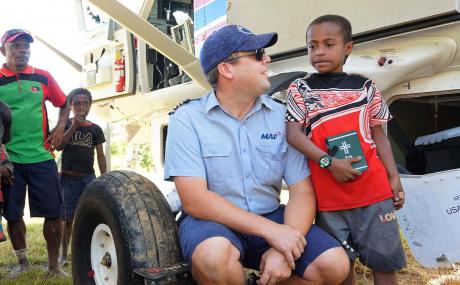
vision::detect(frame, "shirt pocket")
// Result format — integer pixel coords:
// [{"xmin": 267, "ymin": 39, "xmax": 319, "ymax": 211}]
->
[
  {"xmin": 254, "ymin": 143, "xmax": 287, "ymax": 185},
  {"xmin": 202, "ymin": 143, "xmax": 232, "ymax": 187}
]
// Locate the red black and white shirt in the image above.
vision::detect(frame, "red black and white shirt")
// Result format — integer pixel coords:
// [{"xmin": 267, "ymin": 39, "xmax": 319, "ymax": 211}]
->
[{"xmin": 286, "ymin": 72, "xmax": 394, "ymax": 211}]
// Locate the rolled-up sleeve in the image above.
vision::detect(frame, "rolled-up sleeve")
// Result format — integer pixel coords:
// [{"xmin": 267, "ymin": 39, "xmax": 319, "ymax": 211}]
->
[
  {"xmin": 164, "ymin": 112, "xmax": 206, "ymax": 181},
  {"xmin": 283, "ymin": 144, "xmax": 310, "ymax": 186}
]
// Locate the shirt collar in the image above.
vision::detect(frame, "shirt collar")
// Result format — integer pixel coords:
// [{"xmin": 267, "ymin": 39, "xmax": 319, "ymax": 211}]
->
[
  {"xmin": 205, "ymin": 91, "xmax": 275, "ymax": 114},
  {"xmin": 0, "ymin": 64, "xmax": 34, "ymax": 77}
]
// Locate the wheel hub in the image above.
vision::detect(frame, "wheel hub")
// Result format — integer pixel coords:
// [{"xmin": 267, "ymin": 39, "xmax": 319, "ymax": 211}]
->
[{"xmin": 91, "ymin": 224, "xmax": 118, "ymax": 284}]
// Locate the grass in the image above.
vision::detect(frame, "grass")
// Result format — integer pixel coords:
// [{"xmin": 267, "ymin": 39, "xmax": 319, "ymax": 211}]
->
[
  {"xmin": 0, "ymin": 222, "xmax": 72, "ymax": 285},
  {"xmin": 0, "ymin": 223, "xmax": 459, "ymax": 285}
]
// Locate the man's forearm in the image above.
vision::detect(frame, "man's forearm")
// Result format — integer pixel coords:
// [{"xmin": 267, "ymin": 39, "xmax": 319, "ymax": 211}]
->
[
  {"xmin": 284, "ymin": 179, "xmax": 316, "ymax": 235},
  {"xmin": 55, "ymin": 101, "xmax": 70, "ymax": 129}
]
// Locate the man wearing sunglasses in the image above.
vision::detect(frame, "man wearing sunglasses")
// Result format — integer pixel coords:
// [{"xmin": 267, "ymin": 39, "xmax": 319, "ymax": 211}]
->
[
  {"xmin": 164, "ymin": 25, "xmax": 348, "ymax": 285},
  {"xmin": 0, "ymin": 29, "xmax": 70, "ymax": 277}
]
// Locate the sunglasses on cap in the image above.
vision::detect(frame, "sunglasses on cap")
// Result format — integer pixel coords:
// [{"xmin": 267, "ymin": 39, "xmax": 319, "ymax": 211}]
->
[{"xmin": 224, "ymin": 48, "xmax": 266, "ymax": 63}]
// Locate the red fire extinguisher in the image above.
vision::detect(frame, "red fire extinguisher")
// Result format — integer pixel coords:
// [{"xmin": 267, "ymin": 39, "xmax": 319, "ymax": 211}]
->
[{"xmin": 114, "ymin": 51, "xmax": 125, "ymax": 92}]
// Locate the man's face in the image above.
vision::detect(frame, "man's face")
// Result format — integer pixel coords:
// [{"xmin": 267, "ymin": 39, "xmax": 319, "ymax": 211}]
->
[
  {"xmin": 1, "ymin": 37, "xmax": 31, "ymax": 72},
  {"xmin": 224, "ymin": 49, "xmax": 272, "ymax": 95}
]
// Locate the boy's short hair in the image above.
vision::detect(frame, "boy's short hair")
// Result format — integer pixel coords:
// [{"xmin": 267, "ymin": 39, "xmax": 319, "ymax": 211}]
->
[
  {"xmin": 68, "ymin": 88, "xmax": 92, "ymax": 104},
  {"xmin": 308, "ymin": 14, "xmax": 352, "ymax": 43}
]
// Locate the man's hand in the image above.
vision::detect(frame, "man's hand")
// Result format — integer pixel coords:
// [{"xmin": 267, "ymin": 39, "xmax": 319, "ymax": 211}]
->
[
  {"xmin": 45, "ymin": 126, "xmax": 65, "ymax": 151},
  {"xmin": 0, "ymin": 166, "xmax": 13, "ymax": 185},
  {"xmin": 257, "ymin": 248, "xmax": 292, "ymax": 285},
  {"xmin": 329, "ymin": 157, "xmax": 362, "ymax": 183},
  {"xmin": 265, "ymin": 224, "xmax": 306, "ymax": 269},
  {"xmin": 390, "ymin": 176, "xmax": 405, "ymax": 210}
]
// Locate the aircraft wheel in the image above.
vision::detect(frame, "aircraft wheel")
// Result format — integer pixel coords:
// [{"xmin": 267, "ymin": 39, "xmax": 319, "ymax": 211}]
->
[{"xmin": 71, "ymin": 170, "xmax": 181, "ymax": 285}]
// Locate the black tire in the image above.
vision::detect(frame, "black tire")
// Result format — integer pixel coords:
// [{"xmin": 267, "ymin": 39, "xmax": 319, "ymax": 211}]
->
[{"xmin": 72, "ymin": 170, "xmax": 181, "ymax": 285}]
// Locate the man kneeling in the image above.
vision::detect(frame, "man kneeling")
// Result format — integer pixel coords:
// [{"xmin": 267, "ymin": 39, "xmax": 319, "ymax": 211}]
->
[{"xmin": 164, "ymin": 25, "xmax": 349, "ymax": 285}]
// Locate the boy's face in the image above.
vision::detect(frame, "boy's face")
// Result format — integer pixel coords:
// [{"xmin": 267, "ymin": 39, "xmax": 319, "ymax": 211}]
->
[
  {"xmin": 71, "ymin": 94, "xmax": 91, "ymax": 118},
  {"xmin": 307, "ymin": 22, "xmax": 353, "ymax": 73}
]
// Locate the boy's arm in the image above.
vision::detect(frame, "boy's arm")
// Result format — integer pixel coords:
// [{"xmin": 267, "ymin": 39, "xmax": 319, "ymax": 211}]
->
[
  {"xmin": 371, "ymin": 125, "xmax": 405, "ymax": 210},
  {"xmin": 286, "ymin": 122, "xmax": 361, "ymax": 183},
  {"xmin": 96, "ymin": 144, "xmax": 107, "ymax": 174},
  {"xmin": 57, "ymin": 116, "xmax": 84, "ymax": 150}
]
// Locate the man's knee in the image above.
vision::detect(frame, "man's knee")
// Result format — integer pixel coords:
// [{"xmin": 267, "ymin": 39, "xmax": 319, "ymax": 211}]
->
[
  {"xmin": 191, "ymin": 237, "xmax": 244, "ymax": 283},
  {"xmin": 303, "ymin": 247, "xmax": 350, "ymax": 284}
]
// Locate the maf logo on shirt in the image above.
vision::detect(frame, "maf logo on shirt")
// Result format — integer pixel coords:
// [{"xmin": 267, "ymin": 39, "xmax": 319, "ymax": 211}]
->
[
  {"xmin": 260, "ymin": 131, "xmax": 282, "ymax": 140},
  {"xmin": 30, "ymin": 86, "xmax": 40, "ymax": 93}
]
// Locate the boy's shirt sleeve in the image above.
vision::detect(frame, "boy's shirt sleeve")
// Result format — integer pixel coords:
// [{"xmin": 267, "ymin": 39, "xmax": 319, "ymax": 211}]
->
[
  {"xmin": 367, "ymin": 81, "xmax": 392, "ymax": 127},
  {"xmin": 285, "ymin": 79, "xmax": 307, "ymax": 125}
]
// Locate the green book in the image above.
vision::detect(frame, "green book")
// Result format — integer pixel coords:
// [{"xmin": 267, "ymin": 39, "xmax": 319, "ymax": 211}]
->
[{"xmin": 325, "ymin": 131, "xmax": 368, "ymax": 172}]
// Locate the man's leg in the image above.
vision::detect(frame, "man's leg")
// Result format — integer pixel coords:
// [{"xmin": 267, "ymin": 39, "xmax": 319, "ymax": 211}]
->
[
  {"xmin": 191, "ymin": 237, "xmax": 245, "ymax": 285},
  {"xmin": 4, "ymin": 163, "xmax": 30, "ymax": 276},
  {"xmin": 279, "ymin": 247, "xmax": 349, "ymax": 285},
  {"xmin": 340, "ymin": 261, "xmax": 355, "ymax": 285},
  {"xmin": 373, "ymin": 271, "xmax": 398, "ymax": 285},
  {"xmin": 44, "ymin": 217, "xmax": 63, "ymax": 274},
  {"xmin": 7, "ymin": 218, "xmax": 30, "ymax": 273}
]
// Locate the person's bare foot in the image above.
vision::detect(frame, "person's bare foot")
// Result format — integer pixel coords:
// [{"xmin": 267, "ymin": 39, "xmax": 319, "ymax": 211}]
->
[
  {"xmin": 8, "ymin": 263, "xmax": 30, "ymax": 278},
  {"xmin": 58, "ymin": 256, "xmax": 69, "ymax": 267}
]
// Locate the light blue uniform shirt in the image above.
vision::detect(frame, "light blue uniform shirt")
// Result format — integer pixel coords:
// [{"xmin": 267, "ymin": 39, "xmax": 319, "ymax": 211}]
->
[{"xmin": 164, "ymin": 92, "xmax": 310, "ymax": 215}]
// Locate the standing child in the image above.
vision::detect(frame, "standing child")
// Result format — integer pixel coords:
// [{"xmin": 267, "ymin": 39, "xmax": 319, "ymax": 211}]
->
[
  {"xmin": 0, "ymin": 101, "xmax": 14, "ymax": 243},
  {"xmin": 285, "ymin": 15, "xmax": 406, "ymax": 285},
  {"xmin": 57, "ymin": 88, "xmax": 107, "ymax": 266}
]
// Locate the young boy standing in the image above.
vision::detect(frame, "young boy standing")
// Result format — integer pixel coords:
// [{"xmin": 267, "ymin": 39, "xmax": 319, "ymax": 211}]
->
[
  {"xmin": 57, "ymin": 88, "xmax": 107, "ymax": 266},
  {"xmin": 285, "ymin": 15, "xmax": 406, "ymax": 284},
  {"xmin": 0, "ymin": 101, "xmax": 13, "ymax": 243}
]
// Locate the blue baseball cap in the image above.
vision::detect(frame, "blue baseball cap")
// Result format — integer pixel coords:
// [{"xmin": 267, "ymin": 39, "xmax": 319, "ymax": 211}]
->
[
  {"xmin": 200, "ymin": 25, "xmax": 278, "ymax": 74},
  {"xmin": 1, "ymin": 29, "xmax": 33, "ymax": 47}
]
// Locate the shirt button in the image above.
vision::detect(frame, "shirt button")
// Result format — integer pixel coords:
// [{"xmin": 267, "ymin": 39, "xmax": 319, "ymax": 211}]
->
[
  {"xmin": 242, "ymin": 148, "xmax": 247, "ymax": 153},
  {"xmin": 246, "ymin": 173, "xmax": 250, "ymax": 178}
]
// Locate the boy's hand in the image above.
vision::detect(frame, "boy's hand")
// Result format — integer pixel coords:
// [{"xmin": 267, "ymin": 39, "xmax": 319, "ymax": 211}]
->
[
  {"xmin": 329, "ymin": 157, "xmax": 362, "ymax": 183},
  {"xmin": 390, "ymin": 176, "xmax": 405, "ymax": 210},
  {"xmin": 73, "ymin": 113, "xmax": 86, "ymax": 126},
  {"xmin": 0, "ymin": 167, "xmax": 14, "ymax": 185}
]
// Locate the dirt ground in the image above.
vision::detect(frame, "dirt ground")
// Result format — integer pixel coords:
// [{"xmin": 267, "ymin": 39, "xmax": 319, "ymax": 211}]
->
[{"xmin": 354, "ymin": 243, "xmax": 460, "ymax": 285}]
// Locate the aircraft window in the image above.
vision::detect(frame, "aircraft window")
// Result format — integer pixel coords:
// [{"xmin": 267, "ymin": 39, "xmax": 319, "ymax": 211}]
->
[{"xmin": 388, "ymin": 94, "xmax": 460, "ymax": 174}]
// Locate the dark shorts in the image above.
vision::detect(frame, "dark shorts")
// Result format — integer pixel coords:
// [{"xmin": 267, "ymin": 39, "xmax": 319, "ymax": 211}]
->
[
  {"xmin": 179, "ymin": 206, "xmax": 340, "ymax": 277},
  {"xmin": 2, "ymin": 160, "xmax": 63, "ymax": 221},
  {"xmin": 61, "ymin": 173, "xmax": 96, "ymax": 221},
  {"xmin": 315, "ymin": 199, "xmax": 407, "ymax": 272}
]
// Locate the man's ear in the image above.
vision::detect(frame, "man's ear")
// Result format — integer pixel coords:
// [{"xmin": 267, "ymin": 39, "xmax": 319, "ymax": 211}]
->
[
  {"xmin": 0, "ymin": 46, "xmax": 6, "ymax": 57},
  {"xmin": 217, "ymin": 62, "xmax": 233, "ymax": 80}
]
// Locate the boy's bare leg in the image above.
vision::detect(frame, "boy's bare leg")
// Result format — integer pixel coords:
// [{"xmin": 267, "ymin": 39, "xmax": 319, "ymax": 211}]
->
[
  {"xmin": 60, "ymin": 221, "xmax": 73, "ymax": 265},
  {"xmin": 44, "ymin": 217, "xmax": 65, "ymax": 275},
  {"xmin": 373, "ymin": 271, "xmax": 397, "ymax": 285}
]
